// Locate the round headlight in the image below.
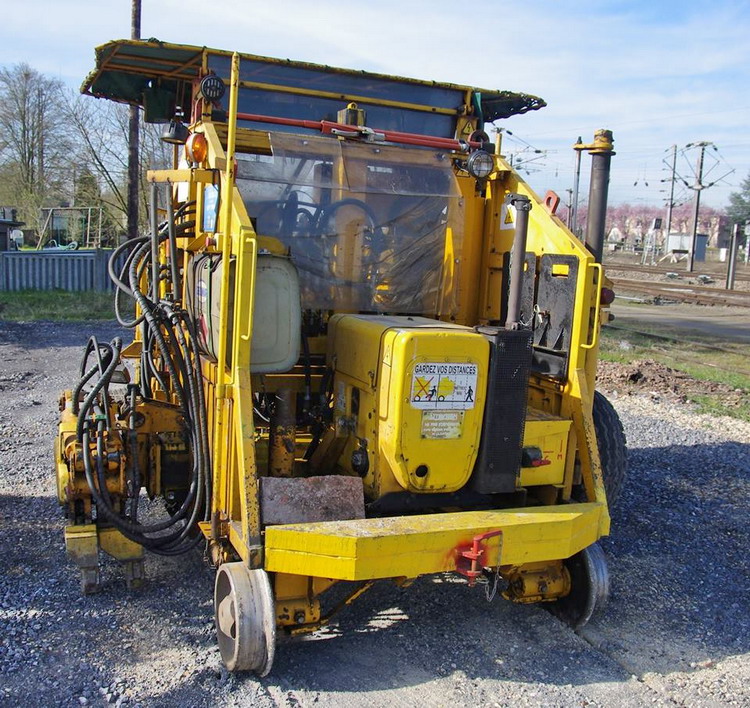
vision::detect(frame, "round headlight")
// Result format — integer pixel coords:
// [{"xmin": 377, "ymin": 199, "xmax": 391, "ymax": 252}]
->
[
  {"xmin": 200, "ymin": 74, "xmax": 226, "ymax": 102},
  {"xmin": 467, "ymin": 150, "xmax": 494, "ymax": 179}
]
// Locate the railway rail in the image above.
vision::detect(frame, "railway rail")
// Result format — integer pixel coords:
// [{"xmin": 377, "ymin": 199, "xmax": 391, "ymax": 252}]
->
[
  {"xmin": 605, "ymin": 261, "xmax": 750, "ymax": 283},
  {"xmin": 610, "ymin": 277, "xmax": 750, "ymax": 307}
]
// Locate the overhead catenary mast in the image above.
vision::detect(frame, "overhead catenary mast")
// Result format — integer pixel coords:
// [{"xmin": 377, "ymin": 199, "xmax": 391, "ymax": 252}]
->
[
  {"xmin": 686, "ymin": 141, "xmax": 709, "ymax": 273},
  {"xmin": 663, "ymin": 144, "xmax": 677, "ymax": 247}
]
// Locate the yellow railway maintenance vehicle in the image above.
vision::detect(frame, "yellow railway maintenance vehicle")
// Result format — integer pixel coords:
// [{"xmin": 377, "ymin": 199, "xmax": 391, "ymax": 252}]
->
[{"xmin": 56, "ymin": 39, "xmax": 626, "ymax": 674}]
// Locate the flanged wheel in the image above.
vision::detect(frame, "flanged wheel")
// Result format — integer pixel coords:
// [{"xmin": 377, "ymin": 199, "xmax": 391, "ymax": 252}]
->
[
  {"xmin": 214, "ymin": 562, "xmax": 276, "ymax": 675},
  {"xmin": 549, "ymin": 542, "xmax": 609, "ymax": 629}
]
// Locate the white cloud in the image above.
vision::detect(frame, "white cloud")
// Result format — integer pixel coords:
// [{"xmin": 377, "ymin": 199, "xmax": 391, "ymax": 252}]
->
[{"xmin": 1, "ymin": 0, "xmax": 747, "ymax": 207}]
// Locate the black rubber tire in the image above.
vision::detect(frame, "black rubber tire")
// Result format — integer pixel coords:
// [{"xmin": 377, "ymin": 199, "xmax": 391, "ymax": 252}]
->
[{"xmin": 592, "ymin": 390, "xmax": 628, "ymax": 507}]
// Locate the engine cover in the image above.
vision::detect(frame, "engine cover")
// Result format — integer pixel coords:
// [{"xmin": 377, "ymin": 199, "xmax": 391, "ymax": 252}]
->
[{"xmin": 327, "ymin": 314, "xmax": 489, "ymax": 497}]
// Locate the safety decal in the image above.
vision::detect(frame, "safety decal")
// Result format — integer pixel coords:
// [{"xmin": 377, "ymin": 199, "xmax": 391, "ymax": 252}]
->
[
  {"xmin": 499, "ymin": 201, "xmax": 516, "ymax": 231},
  {"xmin": 421, "ymin": 410, "xmax": 464, "ymax": 439},
  {"xmin": 411, "ymin": 362, "xmax": 477, "ymax": 410}
]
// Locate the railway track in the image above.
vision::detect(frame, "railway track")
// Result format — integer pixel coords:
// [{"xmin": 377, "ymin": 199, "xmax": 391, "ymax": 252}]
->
[
  {"xmin": 605, "ymin": 261, "xmax": 750, "ymax": 283},
  {"xmin": 610, "ymin": 277, "xmax": 750, "ymax": 307}
]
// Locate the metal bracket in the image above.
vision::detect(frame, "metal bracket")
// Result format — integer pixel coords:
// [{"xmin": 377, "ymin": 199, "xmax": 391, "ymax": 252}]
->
[
  {"xmin": 455, "ymin": 529, "xmax": 503, "ymax": 586},
  {"xmin": 573, "ymin": 129, "xmax": 616, "ymax": 155}
]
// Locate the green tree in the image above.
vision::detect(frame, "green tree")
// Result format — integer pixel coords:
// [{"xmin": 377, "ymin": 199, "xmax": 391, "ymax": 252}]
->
[
  {"xmin": 74, "ymin": 166, "xmax": 101, "ymax": 206},
  {"xmin": 726, "ymin": 171, "xmax": 750, "ymax": 227}
]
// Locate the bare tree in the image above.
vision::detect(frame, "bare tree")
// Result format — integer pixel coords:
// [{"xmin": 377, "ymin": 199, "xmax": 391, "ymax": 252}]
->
[
  {"xmin": 65, "ymin": 92, "xmax": 129, "ymax": 215},
  {"xmin": 0, "ymin": 65, "xmax": 69, "ymax": 238},
  {"xmin": 65, "ymin": 89, "xmax": 172, "ymax": 240},
  {"xmin": 0, "ymin": 64, "xmax": 71, "ymax": 213}
]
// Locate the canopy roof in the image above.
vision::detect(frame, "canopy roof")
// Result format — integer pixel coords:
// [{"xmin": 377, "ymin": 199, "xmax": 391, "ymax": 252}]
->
[{"xmin": 82, "ymin": 39, "xmax": 546, "ymax": 133}]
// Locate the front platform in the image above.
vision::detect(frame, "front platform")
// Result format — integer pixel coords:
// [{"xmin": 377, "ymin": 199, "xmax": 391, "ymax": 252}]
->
[{"xmin": 264, "ymin": 503, "xmax": 604, "ymax": 580}]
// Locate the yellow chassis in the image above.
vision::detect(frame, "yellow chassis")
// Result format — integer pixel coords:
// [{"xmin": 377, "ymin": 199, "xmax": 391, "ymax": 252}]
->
[{"xmin": 62, "ymin": 44, "xmax": 614, "ymax": 641}]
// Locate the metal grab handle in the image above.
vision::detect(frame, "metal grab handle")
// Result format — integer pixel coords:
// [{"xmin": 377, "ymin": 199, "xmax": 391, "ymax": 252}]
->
[
  {"xmin": 240, "ymin": 236, "xmax": 258, "ymax": 342},
  {"xmin": 582, "ymin": 262, "xmax": 603, "ymax": 350}
]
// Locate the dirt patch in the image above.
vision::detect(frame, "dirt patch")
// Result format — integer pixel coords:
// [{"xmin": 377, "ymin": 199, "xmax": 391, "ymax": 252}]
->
[{"xmin": 597, "ymin": 358, "xmax": 747, "ymax": 408}]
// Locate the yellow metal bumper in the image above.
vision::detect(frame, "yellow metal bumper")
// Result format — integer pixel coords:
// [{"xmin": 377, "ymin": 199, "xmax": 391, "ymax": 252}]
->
[{"xmin": 265, "ymin": 502, "xmax": 604, "ymax": 581}]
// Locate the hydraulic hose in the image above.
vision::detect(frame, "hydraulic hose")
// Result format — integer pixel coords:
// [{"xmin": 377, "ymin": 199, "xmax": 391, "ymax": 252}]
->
[{"xmin": 73, "ymin": 198, "xmax": 211, "ymax": 555}]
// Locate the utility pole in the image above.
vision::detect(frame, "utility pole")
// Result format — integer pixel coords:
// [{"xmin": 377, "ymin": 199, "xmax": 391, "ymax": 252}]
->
[
  {"xmin": 686, "ymin": 142, "xmax": 709, "ymax": 273},
  {"xmin": 726, "ymin": 223, "xmax": 739, "ymax": 290},
  {"xmin": 664, "ymin": 144, "xmax": 677, "ymax": 252},
  {"xmin": 565, "ymin": 188, "xmax": 573, "ymax": 228},
  {"xmin": 127, "ymin": 0, "xmax": 142, "ymax": 240}
]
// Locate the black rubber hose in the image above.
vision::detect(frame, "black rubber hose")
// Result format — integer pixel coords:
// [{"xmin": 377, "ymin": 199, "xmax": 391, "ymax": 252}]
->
[
  {"xmin": 139, "ymin": 320, "xmax": 152, "ymax": 399},
  {"xmin": 180, "ymin": 312, "xmax": 212, "ymax": 516},
  {"xmin": 73, "ymin": 342, "xmax": 113, "ymax": 415},
  {"xmin": 128, "ymin": 241, "xmax": 188, "ymax": 414},
  {"xmin": 80, "ymin": 398, "xmax": 202, "ymax": 540},
  {"xmin": 77, "ymin": 200, "xmax": 210, "ymax": 553},
  {"xmin": 167, "ymin": 198, "xmax": 181, "ymax": 300},
  {"xmin": 144, "ymin": 328, "xmax": 171, "ymax": 399},
  {"xmin": 108, "ymin": 236, "xmax": 149, "ymax": 295},
  {"xmin": 82, "ymin": 424, "xmax": 201, "ymax": 551},
  {"xmin": 76, "ymin": 337, "xmax": 200, "ymax": 537},
  {"xmin": 161, "ymin": 305, "xmax": 208, "ymax": 522},
  {"xmin": 123, "ymin": 258, "xmax": 205, "ymax": 535},
  {"xmin": 114, "ymin": 243, "xmax": 150, "ymax": 328},
  {"xmin": 128, "ymin": 384, "xmax": 140, "ymax": 523},
  {"xmin": 75, "ymin": 339, "xmax": 119, "ymax": 441},
  {"xmin": 91, "ymin": 338, "xmax": 113, "ymax": 431}
]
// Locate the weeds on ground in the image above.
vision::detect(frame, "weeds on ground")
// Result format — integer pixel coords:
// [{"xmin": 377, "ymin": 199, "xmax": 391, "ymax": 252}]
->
[
  {"xmin": 600, "ymin": 324, "xmax": 750, "ymax": 421},
  {"xmin": 0, "ymin": 290, "xmax": 120, "ymax": 321}
]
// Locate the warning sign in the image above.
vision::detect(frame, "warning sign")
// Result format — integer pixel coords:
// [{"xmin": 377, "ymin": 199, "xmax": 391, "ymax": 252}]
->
[
  {"xmin": 421, "ymin": 410, "xmax": 463, "ymax": 439},
  {"xmin": 411, "ymin": 362, "xmax": 478, "ymax": 410},
  {"xmin": 499, "ymin": 202, "xmax": 516, "ymax": 231}
]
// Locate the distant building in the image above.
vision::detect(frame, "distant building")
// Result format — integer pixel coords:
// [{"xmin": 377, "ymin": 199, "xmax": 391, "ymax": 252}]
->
[{"xmin": 0, "ymin": 208, "xmax": 25, "ymax": 251}]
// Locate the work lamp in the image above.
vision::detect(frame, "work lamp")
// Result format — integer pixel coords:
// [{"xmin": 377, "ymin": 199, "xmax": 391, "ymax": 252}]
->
[{"xmin": 467, "ymin": 150, "xmax": 494, "ymax": 179}]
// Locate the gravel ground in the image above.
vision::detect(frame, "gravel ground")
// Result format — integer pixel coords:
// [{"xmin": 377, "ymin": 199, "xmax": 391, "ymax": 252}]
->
[{"xmin": 1, "ymin": 321, "xmax": 748, "ymax": 707}]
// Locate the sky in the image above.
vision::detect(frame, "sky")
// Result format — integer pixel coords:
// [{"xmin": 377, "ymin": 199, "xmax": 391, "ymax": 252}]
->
[{"xmin": 2, "ymin": 0, "xmax": 749, "ymax": 212}]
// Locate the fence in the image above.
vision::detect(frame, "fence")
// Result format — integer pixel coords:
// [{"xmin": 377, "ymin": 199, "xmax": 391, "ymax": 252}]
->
[{"xmin": 0, "ymin": 249, "xmax": 122, "ymax": 292}]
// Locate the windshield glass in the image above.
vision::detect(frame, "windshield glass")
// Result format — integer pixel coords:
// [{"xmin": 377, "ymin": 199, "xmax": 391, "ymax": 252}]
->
[{"xmin": 236, "ymin": 133, "xmax": 463, "ymax": 317}]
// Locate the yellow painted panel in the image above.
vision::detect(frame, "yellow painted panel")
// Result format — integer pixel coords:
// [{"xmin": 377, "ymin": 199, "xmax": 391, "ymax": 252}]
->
[
  {"xmin": 327, "ymin": 314, "xmax": 387, "ymax": 387},
  {"xmin": 520, "ymin": 417, "xmax": 570, "ymax": 486},
  {"xmin": 383, "ymin": 326, "xmax": 488, "ymax": 493},
  {"xmin": 265, "ymin": 503, "xmax": 602, "ymax": 580},
  {"xmin": 327, "ymin": 314, "xmax": 490, "ymax": 495},
  {"xmin": 99, "ymin": 527, "xmax": 143, "ymax": 561}
]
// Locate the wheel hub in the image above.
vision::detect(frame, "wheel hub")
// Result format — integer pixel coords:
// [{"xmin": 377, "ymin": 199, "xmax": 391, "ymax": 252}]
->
[{"xmin": 214, "ymin": 562, "xmax": 276, "ymax": 675}]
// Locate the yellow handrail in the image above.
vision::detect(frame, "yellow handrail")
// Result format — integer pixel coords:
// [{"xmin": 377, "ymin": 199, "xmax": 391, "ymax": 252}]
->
[
  {"xmin": 215, "ymin": 52, "xmax": 240, "ymax": 396},
  {"xmin": 581, "ymin": 262, "xmax": 603, "ymax": 350}
]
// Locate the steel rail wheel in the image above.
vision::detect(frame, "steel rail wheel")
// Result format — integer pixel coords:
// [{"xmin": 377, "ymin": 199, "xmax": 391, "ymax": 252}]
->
[
  {"xmin": 548, "ymin": 542, "xmax": 610, "ymax": 629},
  {"xmin": 214, "ymin": 563, "xmax": 276, "ymax": 675}
]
